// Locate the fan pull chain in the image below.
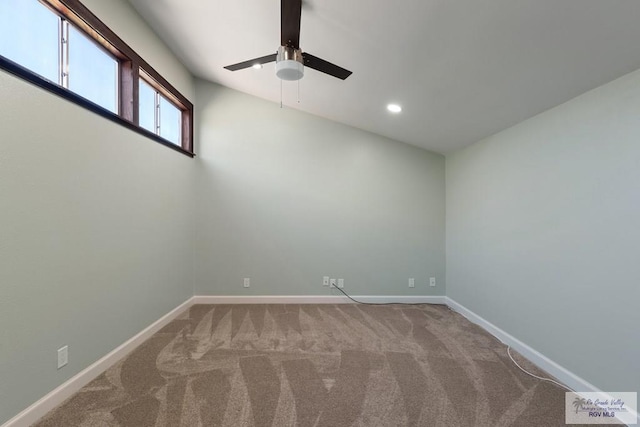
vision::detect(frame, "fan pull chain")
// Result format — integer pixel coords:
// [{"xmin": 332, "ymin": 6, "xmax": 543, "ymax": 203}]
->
[
  {"xmin": 280, "ymin": 79, "xmax": 283, "ymax": 109},
  {"xmin": 297, "ymin": 80, "xmax": 300, "ymax": 103}
]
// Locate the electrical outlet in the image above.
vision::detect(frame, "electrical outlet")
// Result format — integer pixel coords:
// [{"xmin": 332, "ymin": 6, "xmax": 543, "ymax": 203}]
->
[
  {"xmin": 243, "ymin": 278, "xmax": 250, "ymax": 288},
  {"xmin": 408, "ymin": 278, "xmax": 415, "ymax": 288},
  {"xmin": 430, "ymin": 277, "xmax": 436, "ymax": 287},
  {"xmin": 323, "ymin": 276, "xmax": 330, "ymax": 287},
  {"xmin": 330, "ymin": 278, "xmax": 336, "ymax": 288},
  {"xmin": 57, "ymin": 346, "xmax": 68, "ymax": 369},
  {"xmin": 337, "ymin": 278, "xmax": 344, "ymax": 288}
]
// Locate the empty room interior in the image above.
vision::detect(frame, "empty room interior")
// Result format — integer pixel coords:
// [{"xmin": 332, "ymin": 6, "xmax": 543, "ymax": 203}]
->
[{"xmin": 1, "ymin": 0, "xmax": 639, "ymax": 426}]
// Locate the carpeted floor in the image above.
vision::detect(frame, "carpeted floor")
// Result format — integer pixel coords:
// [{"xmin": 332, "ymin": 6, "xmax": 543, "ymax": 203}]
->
[{"xmin": 34, "ymin": 303, "xmax": 615, "ymax": 426}]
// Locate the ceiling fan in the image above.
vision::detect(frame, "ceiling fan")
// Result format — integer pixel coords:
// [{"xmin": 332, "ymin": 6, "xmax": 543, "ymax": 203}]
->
[{"xmin": 223, "ymin": 0, "xmax": 352, "ymax": 81}]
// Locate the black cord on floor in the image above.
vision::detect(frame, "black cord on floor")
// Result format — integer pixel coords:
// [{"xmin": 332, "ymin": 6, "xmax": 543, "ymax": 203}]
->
[{"xmin": 331, "ymin": 284, "xmax": 435, "ymax": 306}]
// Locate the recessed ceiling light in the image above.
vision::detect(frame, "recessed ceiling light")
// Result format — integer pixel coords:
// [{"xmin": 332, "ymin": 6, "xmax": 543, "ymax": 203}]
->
[
  {"xmin": 252, "ymin": 63, "xmax": 263, "ymax": 69},
  {"xmin": 387, "ymin": 103, "xmax": 402, "ymax": 113}
]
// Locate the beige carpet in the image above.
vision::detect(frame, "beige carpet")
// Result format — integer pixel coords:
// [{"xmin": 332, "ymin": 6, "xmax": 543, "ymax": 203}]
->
[{"xmin": 34, "ymin": 303, "xmax": 614, "ymax": 426}]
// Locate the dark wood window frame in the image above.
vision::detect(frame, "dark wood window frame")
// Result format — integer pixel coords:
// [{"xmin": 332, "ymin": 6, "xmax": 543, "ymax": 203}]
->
[{"xmin": 0, "ymin": 0, "xmax": 194, "ymax": 157}]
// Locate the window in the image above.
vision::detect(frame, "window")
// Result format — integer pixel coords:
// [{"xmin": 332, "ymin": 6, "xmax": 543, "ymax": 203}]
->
[
  {"xmin": 67, "ymin": 24, "xmax": 118, "ymax": 113},
  {"xmin": 1, "ymin": 0, "xmax": 117, "ymax": 113},
  {"xmin": 0, "ymin": 0, "xmax": 59, "ymax": 83},
  {"xmin": 139, "ymin": 74, "xmax": 182, "ymax": 146},
  {"xmin": 0, "ymin": 0, "xmax": 193, "ymax": 156},
  {"xmin": 139, "ymin": 78, "xmax": 156, "ymax": 134}
]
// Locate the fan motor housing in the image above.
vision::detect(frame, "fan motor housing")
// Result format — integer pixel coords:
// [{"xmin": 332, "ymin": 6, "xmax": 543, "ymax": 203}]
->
[{"xmin": 276, "ymin": 46, "xmax": 304, "ymax": 81}]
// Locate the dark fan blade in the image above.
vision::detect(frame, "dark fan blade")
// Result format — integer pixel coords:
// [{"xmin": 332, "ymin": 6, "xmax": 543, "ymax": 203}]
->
[
  {"xmin": 281, "ymin": 0, "xmax": 302, "ymax": 48},
  {"xmin": 224, "ymin": 53, "xmax": 277, "ymax": 71},
  {"xmin": 302, "ymin": 53, "xmax": 352, "ymax": 80}
]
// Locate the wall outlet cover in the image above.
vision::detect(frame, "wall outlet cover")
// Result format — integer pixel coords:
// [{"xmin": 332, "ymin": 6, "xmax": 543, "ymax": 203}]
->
[
  {"xmin": 323, "ymin": 276, "xmax": 330, "ymax": 286},
  {"xmin": 430, "ymin": 277, "xmax": 436, "ymax": 287},
  {"xmin": 243, "ymin": 278, "xmax": 250, "ymax": 288},
  {"xmin": 57, "ymin": 346, "xmax": 68, "ymax": 369},
  {"xmin": 337, "ymin": 278, "xmax": 344, "ymax": 288}
]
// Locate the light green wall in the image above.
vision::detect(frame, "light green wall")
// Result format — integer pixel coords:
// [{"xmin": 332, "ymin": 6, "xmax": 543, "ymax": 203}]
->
[
  {"xmin": 8, "ymin": 0, "xmax": 639, "ymax": 420},
  {"xmin": 194, "ymin": 81, "xmax": 446, "ymax": 297},
  {"xmin": 0, "ymin": 0, "xmax": 195, "ymax": 423},
  {"xmin": 446, "ymin": 68, "xmax": 640, "ymax": 393}
]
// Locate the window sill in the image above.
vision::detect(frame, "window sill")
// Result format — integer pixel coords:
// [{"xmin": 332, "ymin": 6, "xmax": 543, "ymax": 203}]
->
[{"xmin": 0, "ymin": 55, "xmax": 195, "ymax": 158}]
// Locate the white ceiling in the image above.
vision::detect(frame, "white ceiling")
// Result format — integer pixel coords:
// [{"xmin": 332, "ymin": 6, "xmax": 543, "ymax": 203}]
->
[{"xmin": 127, "ymin": 0, "xmax": 640, "ymax": 153}]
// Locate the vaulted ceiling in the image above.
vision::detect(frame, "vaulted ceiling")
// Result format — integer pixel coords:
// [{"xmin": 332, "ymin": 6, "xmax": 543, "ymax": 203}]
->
[{"xmin": 127, "ymin": 0, "xmax": 640, "ymax": 153}]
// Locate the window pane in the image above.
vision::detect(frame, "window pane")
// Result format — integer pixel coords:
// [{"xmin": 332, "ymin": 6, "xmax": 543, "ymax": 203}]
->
[
  {"xmin": 159, "ymin": 96, "xmax": 181, "ymax": 146},
  {"xmin": 0, "ymin": 0, "xmax": 59, "ymax": 83},
  {"xmin": 139, "ymin": 78, "xmax": 156, "ymax": 133},
  {"xmin": 68, "ymin": 25, "xmax": 118, "ymax": 113}
]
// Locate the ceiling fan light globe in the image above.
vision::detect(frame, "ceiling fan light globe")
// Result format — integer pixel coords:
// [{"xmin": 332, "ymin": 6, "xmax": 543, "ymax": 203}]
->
[{"xmin": 276, "ymin": 59, "xmax": 304, "ymax": 81}]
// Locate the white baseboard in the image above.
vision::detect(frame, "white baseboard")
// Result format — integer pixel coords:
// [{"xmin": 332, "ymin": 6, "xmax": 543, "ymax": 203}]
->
[
  {"xmin": 446, "ymin": 297, "xmax": 640, "ymax": 424},
  {"xmin": 446, "ymin": 297, "xmax": 598, "ymax": 393},
  {"xmin": 446, "ymin": 297, "xmax": 639, "ymax": 426},
  {"xmin": 2, "ymin": 294, "xmax": 445, "ymax": 427},
  {"xmin": 7, "ymin": 295, "xmax": 634, "ymax": 426},
  {"xmin": 192, "ymin": 295, "xmax": 447, "ymax": 305},
  {"xmin": 2, "ymin": 298, "xmax": 194, "ymax": 427}
]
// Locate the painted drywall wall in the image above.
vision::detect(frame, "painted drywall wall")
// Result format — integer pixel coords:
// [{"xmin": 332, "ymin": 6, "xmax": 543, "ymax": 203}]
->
[
  {"xmin": 0, "ymin": 1, "xmax": 195, "ymax": 423},
  {"xmin": 446, "ymin": 69, "xmax": 640, "ymax": 393},
  {"xmin": 194, "ymin": 81, "xmax": 445, "ymax": 297}
]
